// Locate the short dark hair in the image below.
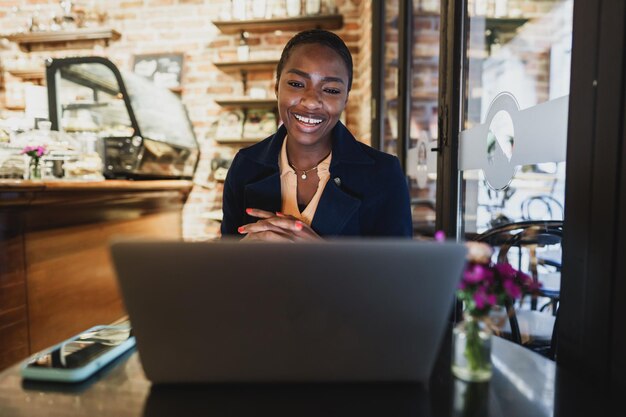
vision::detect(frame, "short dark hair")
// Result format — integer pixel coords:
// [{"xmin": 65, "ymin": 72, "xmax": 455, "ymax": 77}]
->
[{"xmin": 276, "ymin": 29, "xmax": 353, "ymax": 91}]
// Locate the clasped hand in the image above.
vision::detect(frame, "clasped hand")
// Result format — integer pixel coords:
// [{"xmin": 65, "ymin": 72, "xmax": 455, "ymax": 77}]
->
[{"xmin": 238, "ymin": 208, "xmax": 322, "ymax": 241}]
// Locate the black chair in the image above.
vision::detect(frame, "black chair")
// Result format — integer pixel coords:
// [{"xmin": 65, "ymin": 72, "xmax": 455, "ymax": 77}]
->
[
  {"xmin": 474, "ymin": 220, "xmax": 563, "ymax": 359},
  {"xmin": 521, "ymin": 195, "xmax": 564, "ymax": 222}
]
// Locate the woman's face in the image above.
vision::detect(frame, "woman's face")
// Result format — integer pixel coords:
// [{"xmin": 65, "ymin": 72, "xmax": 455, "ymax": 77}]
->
[{"xmin": 276, "ymin": 43, "xmax": 350, "ymax": 148}]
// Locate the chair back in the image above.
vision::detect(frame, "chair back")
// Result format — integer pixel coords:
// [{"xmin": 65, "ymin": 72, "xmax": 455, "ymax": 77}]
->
[{"xmin": 473, "ymin": 220, "xmax": 563, "ymax": 359}]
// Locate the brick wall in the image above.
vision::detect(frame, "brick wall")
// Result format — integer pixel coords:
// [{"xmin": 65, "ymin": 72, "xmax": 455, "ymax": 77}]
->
[{"xmin": 0, "ymin": 0, "xmax": 372, "ymax": 241}]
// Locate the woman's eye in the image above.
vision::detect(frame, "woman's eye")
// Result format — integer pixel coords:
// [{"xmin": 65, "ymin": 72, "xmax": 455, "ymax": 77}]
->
[
  {"xmin": 287, "ymin": 81, "xmax": 303, "ymax": 88},
  {"xmin": 324, "ymin": 88, "xmax": 341, "ymax": 95}
]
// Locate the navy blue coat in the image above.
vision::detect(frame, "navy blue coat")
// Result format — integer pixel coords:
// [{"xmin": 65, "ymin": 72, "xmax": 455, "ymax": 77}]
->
[{"xmin": 221, "ymin": 122, "xmax": 413, "ymax": 238}]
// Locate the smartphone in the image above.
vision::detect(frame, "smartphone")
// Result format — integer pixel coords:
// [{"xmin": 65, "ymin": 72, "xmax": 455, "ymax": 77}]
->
[{"xmin": 21, "ymin": 325, "xmax": 136, "ymax": 383}]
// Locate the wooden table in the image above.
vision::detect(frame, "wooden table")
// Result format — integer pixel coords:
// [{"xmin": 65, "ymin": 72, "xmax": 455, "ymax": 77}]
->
[
  {"xmin": 0, "ymin": 180, "xmax": 192, "ymax": 371},
  {"xmin": 0, "ymin": 335, "xmax": 619, "ymax": 417}
]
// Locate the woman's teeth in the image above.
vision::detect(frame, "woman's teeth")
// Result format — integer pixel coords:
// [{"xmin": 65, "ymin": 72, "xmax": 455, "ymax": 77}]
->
[{"xmin": 294, "ymin": 114, "xmax": 323, "ymax": 124}]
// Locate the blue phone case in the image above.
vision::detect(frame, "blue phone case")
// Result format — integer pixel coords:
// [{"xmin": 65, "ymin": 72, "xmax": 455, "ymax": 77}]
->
[{"xmin": 20, "ymin": 325, "xmax": 136, "ymax": 383}]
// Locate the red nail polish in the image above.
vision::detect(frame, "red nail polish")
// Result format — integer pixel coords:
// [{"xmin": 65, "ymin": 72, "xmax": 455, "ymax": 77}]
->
[
  {"xmin": 238, "ymin": 226, "xmax": 245, "ymax": 233},
  {"xmin": 276, "ymin": 212, "xmax": 284, "ymax": 217},
  {"xmin": 245, "ymin": 208, "xmax": 252, "ymax": 214},
  {"xmin": 295, "ymin": 221, "xmax": 303, "ymax": 231}
]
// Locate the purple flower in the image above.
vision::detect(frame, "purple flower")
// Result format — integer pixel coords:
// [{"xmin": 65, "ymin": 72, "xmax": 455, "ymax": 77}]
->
[
  {"xmin": 473, "ymin": 287, "xmax": 495, "ymax": 310},
  {"xmin": 503, "ymin": 278, "xmax": 522, "ymax": 298},
  {"xmin": 473, "ymin": 291, "xmax": 486, "ymax": 309},
  {"xmin": 463, "ymin": 263, "xmax": 494, "ymax": 285},
  {"xmin": 524, "ymin": 276, "xmax": 542, "ymax": 293},
  {"xmin": 516, "ymin": 270, "xmax": 533, "ymax": 285},
  {"xmin": 495, "ymin": 262, "xmax": 516, "ymax": 279},
  {"xmin": 457, "ymin": 246, "xmax": 538, "ymax": 317}
]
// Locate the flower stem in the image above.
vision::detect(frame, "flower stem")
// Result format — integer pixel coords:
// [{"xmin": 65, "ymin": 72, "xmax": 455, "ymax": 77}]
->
[{"xmin": 464, "ymin": 319, "xmax": 488, "ymax": 371}]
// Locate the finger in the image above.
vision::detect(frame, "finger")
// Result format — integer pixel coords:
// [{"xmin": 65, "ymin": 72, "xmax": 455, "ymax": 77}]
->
[
  {"xmin": 275, "ymin": 212, "xmax": 302, "ymax": 222},
  {"xmin": 242, "ymin": 230, "xmax": 295, "ymax": 242},
  {"xmin": 262, "ymin": 218, "xmax": 321, "ymax": 240},
  {"xmin": 275, "ymin": 212, "xmax": 293, "ymax": 218},
  {"xmin": 239, "ymin": 218, "xmax": 321, "ymax": 241},
  {"xmin": 259, "ymin": 218, "xmax": 321, "ymax": 241},
  {"xmin": 245, "ymin": 208, "xmax": 275, "ymax": 219},
  {"xmin": 239, "ymin": 219, "xmax": 293, "ymax": 235},
  {"xmin": 291, "ymin": 222, "xmax": 324, "ymax": 241},
  {"xmin": 262, "ymin": 217, "xmax": 306, "ymax": 232}
]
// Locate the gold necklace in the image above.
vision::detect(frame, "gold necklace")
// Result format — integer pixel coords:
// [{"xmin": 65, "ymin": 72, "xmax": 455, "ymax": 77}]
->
[
  {"xmin": 285, "ymin": 135, "xmax": 331, "ymax": 180},
  {"xmin": 289, "ymin": 162, "xmax": 318, "ymax": 180}
]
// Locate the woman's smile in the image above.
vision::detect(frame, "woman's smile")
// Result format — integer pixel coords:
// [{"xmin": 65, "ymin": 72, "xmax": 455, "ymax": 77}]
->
[
  {"xmin": 293, "ymin": 113, "xmax": 324, "ymax": 125},
  {"xmin": 290, "ymin": 111, "xmax": 327, "ymax": 132}
]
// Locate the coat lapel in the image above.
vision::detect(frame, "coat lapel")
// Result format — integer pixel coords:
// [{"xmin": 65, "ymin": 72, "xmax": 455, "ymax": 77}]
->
[
  {"xmin": 312, "ymin": 179, "xmax": 361, "ymax": 235},
  {"xmin": 244, "ymin": 172, "xmax": 282, "ymax": 214},
  {"xmin": 311, "ymin": 123, "xmax": 373, "ymax": 235},
  {"xmin": 240, "ymin": 126, "xmax": 285, "ymax": 215}
]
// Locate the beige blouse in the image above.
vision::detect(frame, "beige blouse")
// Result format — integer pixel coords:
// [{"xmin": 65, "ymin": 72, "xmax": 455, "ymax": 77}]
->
[{"xmin": 279, "ymin": 137, "xmax": 332, "ymax": 225}]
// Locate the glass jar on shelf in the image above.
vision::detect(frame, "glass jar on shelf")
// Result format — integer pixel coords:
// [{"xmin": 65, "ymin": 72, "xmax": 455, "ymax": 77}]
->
[
  {"xmin": 305, "ymin": 0, "xmax": 321, "ymax": 15},
  {"xmin": 286, "ymin": 0, "xmax": 302, "ymax": 17},
  {"xmin": 251, "ymin": 0, "xmax": 267, "ymax": 19},
  {"xmin": 237, "ymin": 32, "xmax": 250, "ymax": 61}
]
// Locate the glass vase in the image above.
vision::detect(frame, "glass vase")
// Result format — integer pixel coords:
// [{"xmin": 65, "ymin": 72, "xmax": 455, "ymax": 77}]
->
[
  {"xmin": 28, "ymin": 161, "xmax": 42, "ymax": 180},
  {"xmin": 451, "ymin": 313, "xmax": 493, "ymax": 382}
]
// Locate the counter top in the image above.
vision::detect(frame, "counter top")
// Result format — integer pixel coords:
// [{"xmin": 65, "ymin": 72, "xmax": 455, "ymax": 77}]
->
[
  {"xmin": 0, "ymin": 336, "xmax": 619, "ymax": 417},
  {"xmin": 0, "ymin": 179, "xmax": 194, "ymax": 192},
  {"xmin": 0, "ymin": 179, "xmax": 194, "ymax": 209}
]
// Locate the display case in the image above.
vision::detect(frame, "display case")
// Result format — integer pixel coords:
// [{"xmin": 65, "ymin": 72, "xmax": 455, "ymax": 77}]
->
[{"xmin": 45, "ymin": 56, "xmax": 199, "ymax": 179}]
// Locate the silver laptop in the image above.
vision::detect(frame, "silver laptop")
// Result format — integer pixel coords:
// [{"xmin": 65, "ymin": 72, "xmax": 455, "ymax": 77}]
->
[{"xmin": 110, "ymin": 239, "xmax": 466, "ymax": 384}]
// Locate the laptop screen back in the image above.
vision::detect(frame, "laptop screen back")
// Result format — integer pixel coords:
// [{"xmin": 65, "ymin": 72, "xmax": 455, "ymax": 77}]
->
[{"xmin": 111, "ymin": 239, "xmax": 466, "ymax": 383}]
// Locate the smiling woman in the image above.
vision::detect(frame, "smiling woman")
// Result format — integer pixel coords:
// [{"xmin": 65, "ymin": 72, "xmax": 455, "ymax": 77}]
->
[{"xmin": 221, "ymin": 30, "xmax": 413, "ymax": 241}]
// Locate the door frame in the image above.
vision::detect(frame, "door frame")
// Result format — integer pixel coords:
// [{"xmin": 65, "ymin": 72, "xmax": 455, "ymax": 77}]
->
[{"xmin": 559, "ymin": 0, "xmax": 626, "ymax": 393}]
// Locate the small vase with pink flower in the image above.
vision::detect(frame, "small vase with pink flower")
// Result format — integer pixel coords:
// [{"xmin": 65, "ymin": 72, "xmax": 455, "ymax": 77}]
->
[
  {"xmin": 21, "ymin": 145, "xmax": 47, "ymax": 180},
  {"xmin": 451, "ymin": 241, "xmax": 539, "ymax": 382}
]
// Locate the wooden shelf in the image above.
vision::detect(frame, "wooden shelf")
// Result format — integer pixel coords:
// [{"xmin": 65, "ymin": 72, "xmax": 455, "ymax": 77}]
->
[
  {"xmin": 3, "ymin": 28, "xmax": 121, "ymax": 52},
  {"xmin": 4, "ymin": 105, "xmax": 26, "ymax": 111},
  {"xmin": 6, "ymin": 68, "xmax": 45, "ymax": 80},
  {"xmin": 214, "ymin": 59, "xmax": 279, "ymax": 72},
  {"xmin": 214, "ymin": 98, "xmax": 277, "ymax": 108},
  {"xmin": 215, "ymin": 137, "xmax": 265, "ymax": 144},
  {"xmin": 212, "ymin": 14, "xmax": 343, "ymax": 34}
]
